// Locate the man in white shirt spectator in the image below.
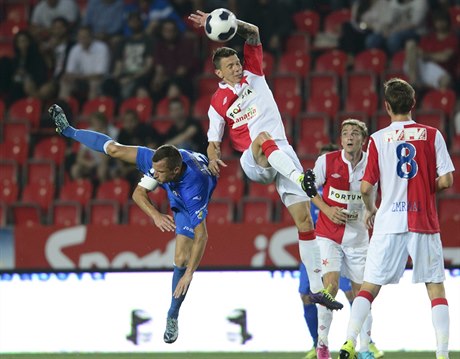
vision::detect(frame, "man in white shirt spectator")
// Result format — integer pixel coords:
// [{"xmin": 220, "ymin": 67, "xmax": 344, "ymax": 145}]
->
[
  {"xmin": 31, "ymin": 0, "xmax": 80, "ymax": 39},
  {"xmin": 59, "ymin": 26, "xmax": 110, "ymax": 100}
]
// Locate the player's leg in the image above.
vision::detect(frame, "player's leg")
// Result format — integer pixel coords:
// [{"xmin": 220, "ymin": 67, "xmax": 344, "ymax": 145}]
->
[
  {"xmin": 410, "ymin": 233, "xmax": 449, "ymax": 359},
  {"xmin": 299, "ymin": 263, "xmax": 318, "ymax": 359}
]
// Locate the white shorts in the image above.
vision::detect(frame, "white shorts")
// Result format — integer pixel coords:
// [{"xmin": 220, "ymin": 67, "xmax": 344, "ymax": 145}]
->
[
  {"xmin": 240, "ymin": 140, "xmax": 308, "ymax": 207},
  {"xmin": 317, "ymin": 236, "xmax": 367, "ymax": 284},
  {"xmin": 364, "ymin": 232, "xmax": 446, "ymax": 285}
]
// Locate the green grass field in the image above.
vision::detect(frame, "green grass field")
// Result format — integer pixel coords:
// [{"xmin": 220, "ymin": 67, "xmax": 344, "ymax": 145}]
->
[{"xmin": 1, "ymin": 353, "xmax": 458, "ymax": 359}]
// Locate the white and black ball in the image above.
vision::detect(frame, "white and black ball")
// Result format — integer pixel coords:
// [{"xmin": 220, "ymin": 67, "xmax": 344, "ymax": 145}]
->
[{"xmin": 205, "ymin": 8, "xmax": 237, "ymax": 42}]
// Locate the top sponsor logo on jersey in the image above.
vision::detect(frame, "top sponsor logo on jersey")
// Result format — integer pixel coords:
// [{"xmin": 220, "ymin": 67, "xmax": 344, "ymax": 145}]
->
[
  {"xmin": 383, "ymin": 127, "xmax": 427, "ymax": 142},
  {"xmin": 328, "ymin": 186, "xmax": 363, "ymax": 204}
]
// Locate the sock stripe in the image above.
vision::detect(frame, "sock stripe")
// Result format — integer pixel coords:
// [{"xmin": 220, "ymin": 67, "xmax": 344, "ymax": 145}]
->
[
  {"xmin": 357, "ymin": 290, "xmax": 374, "ymax": 303},
  {"xmin": 299, "ymin": 230, "xmax": 315, "ymax": 241},
  {"xmin": 261, "ymin": 139, "xmax": 279, "ymax": 158},
  {"xmin": 431, "ymin": 297, "xmax": 448, "ymax": 307}
]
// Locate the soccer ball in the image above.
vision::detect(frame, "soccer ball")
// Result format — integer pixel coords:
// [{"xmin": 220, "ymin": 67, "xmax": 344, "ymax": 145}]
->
[{"xmin": 205, "ymin": 8, "xmax": 237, "ymax": 42}]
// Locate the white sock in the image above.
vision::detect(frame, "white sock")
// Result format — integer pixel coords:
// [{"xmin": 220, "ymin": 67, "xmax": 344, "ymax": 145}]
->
[
  {"xmin": 318, "ymin": 304, "xmax": 333, "ymax": 347},
  {"xmin": 266, "ymin": 150, "xmax": 303, "ymax": 184},
  {"xmin": 346, "ymin": 296, "xmax": 372, "ymax": 346},
  {"xmin": 359, "ymin": 311, "xmax": 373, "ymax": 352},
  {"xmin": 298, "ymin": 239, "xmax": 323, "ymax": 293},
  {"xmin": 432, "ymin": 302, "xmax": 449, "ymax": 357}
]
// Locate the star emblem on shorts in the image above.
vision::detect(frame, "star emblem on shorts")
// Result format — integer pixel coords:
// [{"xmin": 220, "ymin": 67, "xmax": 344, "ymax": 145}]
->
[{"xmin": 322, "ymin": 258, "xmax": 329, "ymax": 266}]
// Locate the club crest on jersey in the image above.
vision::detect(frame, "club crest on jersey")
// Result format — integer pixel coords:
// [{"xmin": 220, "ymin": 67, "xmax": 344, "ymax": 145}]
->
[{"xmin": 383, "ymin": 127, "xmax": 427, "ymax": 142}]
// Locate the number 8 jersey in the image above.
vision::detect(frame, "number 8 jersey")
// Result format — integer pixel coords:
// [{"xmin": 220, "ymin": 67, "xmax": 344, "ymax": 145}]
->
[{"xmin": 363, "ymin": 120, "xmax": 455, "ymax": 234}]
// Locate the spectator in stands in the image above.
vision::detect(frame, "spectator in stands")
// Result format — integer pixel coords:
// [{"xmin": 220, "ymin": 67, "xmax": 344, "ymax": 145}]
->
[
  {"xmin": 112, "ymin": 11, "xmax": 154, "ymax": 100},
  {"xmin": 0, "ymin": 30, "xmax": 49, "ymax": 105},
  {"xmin": 163, "ymin": 98, "xmax": 208, "ymax": 155},
  {"xmin": 30, "ymin": 0, "xmax": 80, "ymax": 40},
  {"xmin": 123, "ymin": 0, "xmax": 186, "ymax": 36},
  {"xmin": 114, "ymin": 109, "xmax": 163, "ymax": 185},
  {"xmin": 365, "ymin": 0, "xmax": 429, "ymax": 55},
  {"xmin": 239, "ymin": 0, "xmax": 294, "ymax": 56},
  {"xmin": 59, "ymin": 26, "xmax": 110, "ymax": 101},
  {"xmin": 83, "ymin": 0, "xmax": 124, "ymax": 42},
  {"xmin": 405, "ymin": 9, "xmax": 458, "ymax": 90},
  {"xmin": 39, "ymin": 17, "xmax": 75, "ymax": 101},
  {"xmin": 70, "ymin": 112, "xmax": 118, "ymax": 183},
  {"xmin": 151, "ymin": 19, "xmax": 198, "ymax": 100}
]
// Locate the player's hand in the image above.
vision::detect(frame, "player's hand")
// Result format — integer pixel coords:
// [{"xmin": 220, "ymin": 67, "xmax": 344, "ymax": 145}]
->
[
  {"xmin": 364, "ymin": 209, "xmax": 377, "ymax": 229},
  {"xmin": 173, "ymin": 273, "xmax": 193, "ymax": 298},
  {"xmin": 208, "ymin": 158, "xmax": 227, "ymax": 177},
  {"xmin": 152, "ymin": 213, "xmax": 176, "ymax": 232},
  {"xmin": 188, "ymin": 10, "xmax": 208, "ymax": 28},
  {"xmin": 326, "ymin": 206, "xmax": 348, "ymax": 225}
]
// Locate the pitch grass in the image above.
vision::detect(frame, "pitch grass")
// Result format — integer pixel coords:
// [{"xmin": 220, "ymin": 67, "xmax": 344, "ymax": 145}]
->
[{"xmin": 1, "ymin": 353, "xmax": 458, "ymax": 359}]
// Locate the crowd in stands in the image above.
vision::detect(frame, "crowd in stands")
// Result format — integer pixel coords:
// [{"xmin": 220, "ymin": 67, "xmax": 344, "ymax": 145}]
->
[{"xmin": 0, "ymin": 0, "xmax": 459, "ymax": 228}]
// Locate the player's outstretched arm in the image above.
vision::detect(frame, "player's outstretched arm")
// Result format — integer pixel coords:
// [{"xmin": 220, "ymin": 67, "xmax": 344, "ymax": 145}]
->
[
  {"xmin": 173, "ymin": 220, "xmax": 208, "ymax": 298},
  {"xmin": 49, "ymin": 104, "xmax": 138, "ymax": 164},
  {"xmin": 132, "ymin": 185, "xmax": 176, "ymax": 232}
]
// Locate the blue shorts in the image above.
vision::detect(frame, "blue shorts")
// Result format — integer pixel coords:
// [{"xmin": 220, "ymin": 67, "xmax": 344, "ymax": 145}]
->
[
  {"xmin": 173, "ymin": 210, "xmax": 195, "ymax": 239},
  {"xmin": 298, "ymin": 263, "xmax": 352, "ymax": 294}
]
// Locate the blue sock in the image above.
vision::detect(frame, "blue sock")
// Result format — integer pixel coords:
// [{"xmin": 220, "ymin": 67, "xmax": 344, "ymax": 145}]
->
[
  {"xmin": 304, "ymin": 303, "xmax": 318, "ymax": 347},
  {"xmin": 63, "ymin": 126, "xmax": 112, "ymax": 153},
  {"xmin": 167, "ymin": 266, "xmax": 187, "ymax": 319}
]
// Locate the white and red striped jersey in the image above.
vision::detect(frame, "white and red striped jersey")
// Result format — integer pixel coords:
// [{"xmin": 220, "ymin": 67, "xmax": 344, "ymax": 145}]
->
[
  {"xmin": 314, "ymin": 150, "xmax": 370, "ymax": 246},
  {"xmin": 207, "ymin": 43, "xmax": 287, "ymax": 152},
  {"xmin": 363, "ymin": 120, "xmax": 455, "ymax": 234}
]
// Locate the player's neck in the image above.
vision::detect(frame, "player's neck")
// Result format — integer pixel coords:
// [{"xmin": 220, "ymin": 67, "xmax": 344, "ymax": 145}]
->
[
  {"xmin": 391, "ymin": 114, "xmax": 412, "ymax": 122},
  {"xmin": 344, "ymin": 150, "xmax": 363, "ymax": 168}
]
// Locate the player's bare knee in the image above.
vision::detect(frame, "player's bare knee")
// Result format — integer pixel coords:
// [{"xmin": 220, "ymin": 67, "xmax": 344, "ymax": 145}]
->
[{"xmin": 174, "ymin": 254, "xmax": 188, "ymax": 268}]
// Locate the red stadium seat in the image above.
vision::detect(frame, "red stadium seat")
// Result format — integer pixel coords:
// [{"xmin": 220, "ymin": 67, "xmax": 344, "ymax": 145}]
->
[
  {"xmin": 24, "ymin": 159, "xmax": 56, "ymax": 185},
  {"xmin": 278, "ymin": 202, "xmax": 295, "ymax": 225},
  {"xmin": 212, "ymin": 175, "xmax": 245, "ymax": 203},
  {"xmin": 421, "ymin": 89, "xmax": 456, "ymax": 118},
  {"xmin": 278, "ymin": 53, "xmax": 311, "ymax": 78},
  {"xmin": 354, "ymin": 49, "xmax": 388, "ymax": 76},
  {"xmin": 10, "ymin": 203, "xmax": 42, "ymax": 226},
  {"xmin": 323, "ymin": 9, "xmax": 351, "ymax": 34},
  {"xmin": 220, "ymin": 157, "xmax": 243, "ymax": 179},
  {"xmin": 197, "ymin": 75, "xmax": 218, "ymax": 97},
  {"xmin": 8, "ymin": 98, "xmax": 42, "ymax": 128},
  {"xmin": 151, "ymin": 117, "xmax": 173, "ymax": 135},
  {"xmin": 305, "ymin": 72, "xmax": 339, "ymax": 100},
  {"xmin": 314, "ymin": 50, "xmax": 348, "ymax": 76},
  {"xmin": 275, "ymin": 94, "xmax": 302, "ymax": 119},
  {"xmin": 59, "ymin": 179, "xmax": 94, "ymax": 206},
  {"xmin": 81, "ymin": 96, "xmax": 115, "ymax": 120},
  {"xmin": 285, "ymin": 32, "xmax": 311, "ymax": 56},
  {"xmin": 0, "ymin": 140, "xmax": 29, "ymax": 165},
  {"xmin": 345, "ymin": 91, "xmax": 379, "ymax": 118},
  {"xmin": 0, "ymin": 99, "xmax": 5, "ymax": 121},
  {"xmin": 262, "ymin": 51, "xmax": 275, "ymax": 77},
  {"xmin": 119, "ymin": 97, "xmax": 154, "ymax": 122},
  {"xmin": 451, "ymin": 133, "xmax": 460, "ymax": 154},
  {"xmin": 62, "ymin": 96, "xmax": 80, "ymax": 118},
  {"xmin": 0, "ymin": 179, "xmax": 19, "ymax": 204},
  {"xmin": 413, "ymin": 110, "xmax": 446, "ymax": 138},
  {"xmin": 272, "ymin": 74, "xmax": 301, "ymax": 99},
  {"xmin": 2, "ymin": 120, "xmax": 30, "ymax": 143},
  {"xmin": 390, "ymin": 50, "xmax": 406, "ymax": 71},
  {"xmin": 124, "ymin": 201, "xmax": 151, "ymax": 225},
  {"xmin": 373, "ymin": 111, "xmax": 390, "ymax": 131},
  {"xmin": 0, "ymin": 20, "xmax": 27, "ymax": 40},
  {"xmin": 448, "ymin": 155, "xmax": 460, "ymax": 194},
  {"xmin": 449, "ymin": 6, "xmax": 460, "ymax": 31},
  {"xmin": 87, "ymin": 200, "xmax": 120, "ymax": 225},
  {"xmin": 5, "ymin": 3, "xmax": 29, "ymax": 22},
  {"xmin": 295, "ymin": 113, "xmax": 332, "ymax": 156},
  {"xmin": 155, "ymin": 96, "xmax": 189, "ymax": 117},
  {"xmin": 0, "ymin": 160, "xmax": 19, "ymax": 183},
  {"xmin": 306, "ymin": 92, "xmax": 340, "ymax": 118},
  {"xmin": 96, "ymin": 178, "xmax": 131, "ymax": 205},
  {"xmin": 206, "ymin": 199, "xmax": 235, "ymax": 224},
  {"xmin": 50, "ymin": 201, "xmax": 82, "ymax": 226},
  {"xmin": 293, "ymin": 10, "xmax": 320, "ymax": 36},
  {"xmin": 0, "ymin": 41, "xmax": 14, "ymax": 58},
  {"xmin": 34, "ymin": 136, "xmax": 67, "ymax": 165},
  {"xmin": 192, "ymin": 95, "xmax": 212, "ymax": 117},
  {"xmin": 22, "ymin": 181, "xmax": 55, "ymax": 210},
  {"xmin": 147, "ymin": 186, "xmax": 168, "ymax": 210},
  {"xmin": 438, "ymin": 196, "xmax": 460, "ymax": 247},
  {"xmin": 239, "ymin": 198, "xmax": 273, "ymax": 224},
  {"xmin": 248, "ymin": 181, "xmax": 279, "ymax": 203},
  {"xmin": 343, "ymin": 71, "xmax": 377, "ymax": 99}
]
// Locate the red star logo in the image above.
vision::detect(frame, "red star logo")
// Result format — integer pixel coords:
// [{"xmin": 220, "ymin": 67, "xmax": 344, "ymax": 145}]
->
[
  {"xmin": 322, "ymin": 258, "xmax": 329, "ymax": 266},
  {"xmin": 240, "ymin": 76, "xmax": 248, "ymax": 85}
]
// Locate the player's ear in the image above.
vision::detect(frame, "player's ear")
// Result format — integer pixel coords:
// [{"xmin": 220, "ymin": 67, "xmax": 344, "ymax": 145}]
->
[
  {"xmin": 214, "ymin": 68, "xmax": 223, "ymax": 79},
  {"xmin": 384, "ymin": 100, "xmax": 392, "ymax": 114}
]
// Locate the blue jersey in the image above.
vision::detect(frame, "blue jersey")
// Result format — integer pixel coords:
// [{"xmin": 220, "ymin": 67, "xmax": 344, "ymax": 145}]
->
[{"xmin": 136, "ymin": 147, "xmax": 217, "ymax": 237}]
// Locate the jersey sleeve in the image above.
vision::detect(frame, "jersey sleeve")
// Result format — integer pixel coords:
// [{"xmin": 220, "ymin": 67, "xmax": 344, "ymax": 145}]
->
[
  {"xmin": 207, "ymin": 105, "xmax": 226, "ymax": 142},
  {"xmin": 243, "ymin": 43, "xmax": 264, "ymax": 76},
  {"xmin": 136, "ymin": 146, "xmax": 155, "ymax": 175},
  {"xmin": 434, "ymin": 130, "xmax": 455, "ymax": 177},
  {"xmin": 313, "ymin": 154, "xmax": 327, "ymax": 187},
  {"xmin": 362, "ymin": 137, "xmax": 380, "ymax": 185}
]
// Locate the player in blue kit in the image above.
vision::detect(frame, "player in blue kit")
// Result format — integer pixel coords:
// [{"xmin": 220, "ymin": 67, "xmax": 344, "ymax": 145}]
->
[{"xmin": 49, "ymin": 104, "xmax": 216, "ymax": 344}]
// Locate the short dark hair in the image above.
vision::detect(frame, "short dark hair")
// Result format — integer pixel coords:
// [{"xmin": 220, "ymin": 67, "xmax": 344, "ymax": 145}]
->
[
  {"xmin": 152, "ymin": 144, "xmax": 182, "ymax": 170},
  {"xmin": 212, "ymin": 47, "xmax": 238, "ymax": 69},
  {"xmin": 384, "ymin": 78, "xmax": 415, "ymax": 115}
]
